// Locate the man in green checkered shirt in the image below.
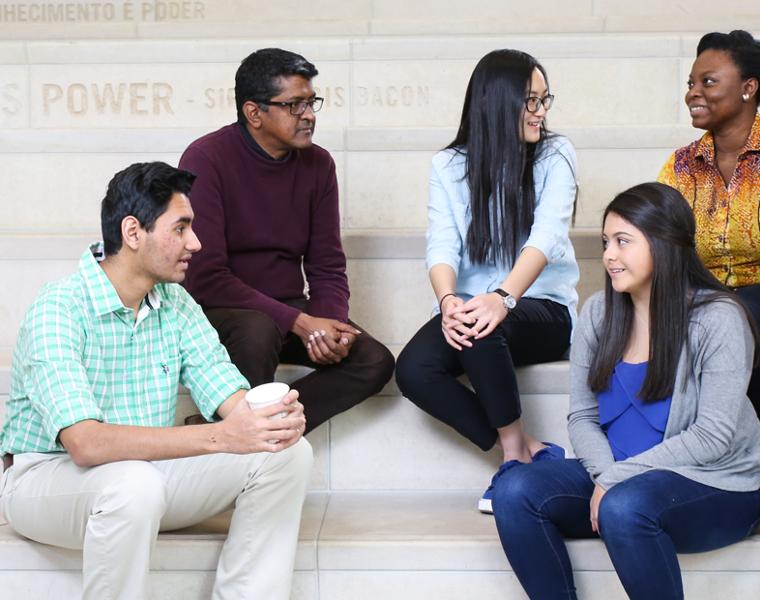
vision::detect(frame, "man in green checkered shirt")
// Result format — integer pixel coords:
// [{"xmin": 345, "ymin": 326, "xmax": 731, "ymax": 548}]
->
[{"xmin": 0, "ymin": 162, "xmax": 312, "ymax": 600}]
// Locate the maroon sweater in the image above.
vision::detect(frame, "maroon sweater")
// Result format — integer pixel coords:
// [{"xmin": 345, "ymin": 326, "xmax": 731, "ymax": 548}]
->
[{"xmin": 179, "ymin": 123, "xmax": 349, "ymax": 334}]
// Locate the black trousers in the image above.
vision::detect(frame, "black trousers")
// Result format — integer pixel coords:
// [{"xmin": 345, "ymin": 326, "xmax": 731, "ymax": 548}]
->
[
  {"xmin": 734, "ymin": 284, "xmax": 760, "ymax": 418},
  {"xmin": 205, "ymin": 304, "xmax": 395, "ymax": 434},
  {"xmin": 395, "ymin": 298, "xmax": 572, "ymax": 451}
]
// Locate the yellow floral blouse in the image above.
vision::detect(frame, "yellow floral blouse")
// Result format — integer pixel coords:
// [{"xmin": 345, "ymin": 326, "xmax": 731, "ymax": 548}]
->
[{"xmin": 658, "ymin": 113, "xmax": 760, "ymax": 287}]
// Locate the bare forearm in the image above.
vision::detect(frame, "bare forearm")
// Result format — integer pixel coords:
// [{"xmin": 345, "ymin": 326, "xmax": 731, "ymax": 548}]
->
[
  {"xmin": 63, "ymin": 389, "xmax": 249, "ymax": 467},
  {"xmin": 429, "ymin": 264, "xmax": 458, "ymax": 302},
  {"xmin": 60, "ymin": 419, "xmax": 228, "ymax": 467},
  {"xmin": 499, "ymin": 247, "xmax": 547, "ymax": 299}
]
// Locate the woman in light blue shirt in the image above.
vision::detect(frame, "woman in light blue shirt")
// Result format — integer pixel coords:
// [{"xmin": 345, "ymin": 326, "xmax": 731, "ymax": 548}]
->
[{"xmin": 395, "ymin": 49, "xmax": 579, "ymax": 514}]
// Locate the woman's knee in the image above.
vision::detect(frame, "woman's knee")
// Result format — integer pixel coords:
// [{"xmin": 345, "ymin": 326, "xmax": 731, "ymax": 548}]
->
[
  {"xmin": 598, "ymin": 482, "xmax": 657, "ymax": 536},
  {"xmin": 493, "ymin": 466, "xmax": 543, "ymax": 518},
  {"xmin": 395, "ymin": 343, "xmax": 424, "ymax": 397}
]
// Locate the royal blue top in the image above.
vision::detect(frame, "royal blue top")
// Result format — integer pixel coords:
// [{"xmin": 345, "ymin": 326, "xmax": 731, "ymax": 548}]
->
[{"xmin": 597, "ymin": 361, "xmax": 673, "ymax": 462}]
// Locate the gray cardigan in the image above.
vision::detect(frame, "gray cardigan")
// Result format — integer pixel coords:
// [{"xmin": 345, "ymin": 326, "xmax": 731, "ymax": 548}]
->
[{"xmin": 569, "ymin": 290, "xmax": 760, "ymax": 491}]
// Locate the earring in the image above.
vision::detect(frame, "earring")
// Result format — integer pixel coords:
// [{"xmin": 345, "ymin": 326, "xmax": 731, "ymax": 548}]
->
[{"xmin": 743, "ymin": 93, "xmax": 750, "ymax": 101}]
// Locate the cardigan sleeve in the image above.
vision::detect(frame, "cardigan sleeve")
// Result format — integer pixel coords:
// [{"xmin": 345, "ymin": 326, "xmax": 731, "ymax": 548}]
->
[{"xmin": 568, "ymin": 292, "xmax": 616, "ymax": 480}]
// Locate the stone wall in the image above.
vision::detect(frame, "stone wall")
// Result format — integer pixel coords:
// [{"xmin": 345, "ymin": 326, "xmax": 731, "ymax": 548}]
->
[{"xmin": 1, "ymin": 1, "xmax": 758, "ymax": 353}]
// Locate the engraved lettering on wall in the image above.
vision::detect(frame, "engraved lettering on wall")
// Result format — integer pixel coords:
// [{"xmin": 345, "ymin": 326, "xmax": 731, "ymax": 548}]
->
[
  {"xmin": 42, "ymin": 82, "xmax": 175, "ymax": 116},
  {"xmin": 0, "ymin": 1, "xmax": 206, "ymax": 23},
  {"xmin": 1, "ymin": 84, "xmax": 23, "ymax": 116},
  {"xmin": 356, "ymin": 86, "xmax": 430, "ymax": 107}
]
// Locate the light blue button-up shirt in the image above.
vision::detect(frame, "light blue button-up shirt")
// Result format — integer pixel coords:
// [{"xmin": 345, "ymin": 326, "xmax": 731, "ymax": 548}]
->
[{"xmin": 426, "ymin": 135, "xmax": 579, "ymax": 327}]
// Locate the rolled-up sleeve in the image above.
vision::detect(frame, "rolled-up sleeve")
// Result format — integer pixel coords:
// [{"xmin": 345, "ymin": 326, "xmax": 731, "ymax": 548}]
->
[
  {"xmin": 522, "ymin": 138, "xmax": 578, "ymax": 263},
  {"xmin": 426, "ymin": 155, "xmax": 463, "ymax": 273},
  {"xmin": 173, "ymin": 287, "xmax": 249, "ymax": 420},
  {"xmin": 23, "ymin": 293, "xmax": 104, "ymax": 444}
]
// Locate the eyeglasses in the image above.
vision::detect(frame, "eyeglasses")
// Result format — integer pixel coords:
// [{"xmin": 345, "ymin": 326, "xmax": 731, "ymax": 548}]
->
[
  {"xmin": 525, "ymin": 94, "xmax": 555, "ymax": 113},
  {"xmin": 257, "ymin": 97, "xmax": 324, "ymax": 115}
]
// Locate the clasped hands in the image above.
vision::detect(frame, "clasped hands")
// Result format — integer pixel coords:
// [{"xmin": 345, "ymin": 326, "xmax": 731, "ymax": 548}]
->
[
  {"xmin": 440, "ymin": 293, "xmax": 509, "ymax": 350},
  {"xmin": 293, "ymin": 313, "xmax": 362, "ymax": 365}
]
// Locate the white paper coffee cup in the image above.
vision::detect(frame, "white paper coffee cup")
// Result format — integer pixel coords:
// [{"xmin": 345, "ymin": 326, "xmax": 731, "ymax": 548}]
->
[{"xmin": 245, "ymin": 382, "xmax": 289, "ymax": 419}]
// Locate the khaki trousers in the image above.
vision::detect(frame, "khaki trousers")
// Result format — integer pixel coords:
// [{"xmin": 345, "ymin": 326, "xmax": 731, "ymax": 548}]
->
[{"xmin": 0, "ymin": 439, "xmax": 312, "ymax": 600}]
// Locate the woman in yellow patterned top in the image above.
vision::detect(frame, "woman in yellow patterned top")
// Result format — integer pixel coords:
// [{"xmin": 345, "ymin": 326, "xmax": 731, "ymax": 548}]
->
[{"xmin": 658, "ymin": 30, "xmax": 760, "ymax": 415}]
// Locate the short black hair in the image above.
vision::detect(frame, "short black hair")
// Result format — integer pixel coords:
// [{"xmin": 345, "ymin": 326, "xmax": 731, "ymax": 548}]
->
[
  {"xmin": 234, "ymin": 48, "xmax": 318, "ymax": 122},
  {"xmin": 697, "ymin": 30, "xmax": 760, "ymax": 107},
  {"xmin": 101, "ymin": 162, "xmax": 196, "ymax": 256}
]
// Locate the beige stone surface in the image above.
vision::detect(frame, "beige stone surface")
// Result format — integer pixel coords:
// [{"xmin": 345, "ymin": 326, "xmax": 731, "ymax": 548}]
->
[
  {"xmin": 594, "ymin": 0, "xmax": 760, "ymax": 15},
  {"xmin": 0, "ymin": 570, "xmax": 317, "ymax": 599},
  {"xmin": 574, "ymin": 147, "xmax": 675, "ymax": 228},
  {"xmin": 543, "ymin": 57, "xmax": 681, "ymax": 129},
  {"xmin": 351, "ymin": 34, "xmax": 682, "ymax": 61},
  {"xmin": 26, "ymin": 38, "xmax": 352, "ymax": 64},
  {"xmin": 328, "ymin": 393, "xmax": 571, "ymax": 490},
  {"xmin": 351, "ymin": 60, "xmax": 475, "ymax": 128},
  {"xmin": 0, "ymin": 42, "xmax": 26, "ymax": 63},
  {"xmin": 345, "ymin": 258, "xmax": 433, "ymax": 345},
  {"xmin": 1, "ymin": 153, "xmax": 178, "ymax": 231},
  {"xmin": 0, "ymin": 66, "xmax": 28, "ymax": 128},
  {"xmin": 370, "ymin": 16, "xmax": 605, "ymax": 35},
  {"xmin": 344, "ymin": 151, "xmax": 431, "ymax": 228},
  {"xmin": 372, "ymin": 0, "xmax": 593, "ymax": 20}
]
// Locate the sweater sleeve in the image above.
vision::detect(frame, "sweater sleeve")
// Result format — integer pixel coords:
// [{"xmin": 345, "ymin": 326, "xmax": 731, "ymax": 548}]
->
[
  {"xmin": 568, "ymin": 292, "xmax": 616, "ymax": 480},
  {"xmin": 179, "ymin": 144, "xmax": 301, "ymax": 334},
  {"xmin": 303, "ymin": 155, "xmax": 350, "ymax": 321},
  {"xmin": 596, "ymin": 299, "xmax": 755, "ymax": 489}
]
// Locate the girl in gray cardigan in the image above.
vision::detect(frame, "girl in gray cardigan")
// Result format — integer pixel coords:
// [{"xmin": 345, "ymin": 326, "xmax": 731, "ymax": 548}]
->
[{"xmin": 491, "ymin": 182, "xmax": 760, "ymax": 600}]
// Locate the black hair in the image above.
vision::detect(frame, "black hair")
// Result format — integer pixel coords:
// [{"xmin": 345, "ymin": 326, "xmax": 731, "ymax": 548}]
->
[
  {"xmin": 447, "ymin": 49, "xmax": 573, "ymax": 265},
  {"xmin": 101, "ymin": 162, "xmax": 196, "ymax": 256},
  {"xmin": 235, "ymin": 48, "xmax": 318, "ymax": 122},
  {"xmin": 589, "ymin": 182, "xmax": 756, "ymax": 400},
  {"xmin": 697, "ymin": 30, "xmax": 760, "ymax": 107}
]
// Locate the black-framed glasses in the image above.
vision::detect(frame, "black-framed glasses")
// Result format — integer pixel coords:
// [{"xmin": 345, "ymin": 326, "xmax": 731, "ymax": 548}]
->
[
  {"xmin": 525, "ymin": 94, "xmax": 555, "ymax": 113},
  {"xmin": 257, "ymin": 97, "xmax": 324, "ymax": 115}
]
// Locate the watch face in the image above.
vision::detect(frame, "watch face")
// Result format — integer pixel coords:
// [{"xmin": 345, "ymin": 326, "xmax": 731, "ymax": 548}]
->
[{"xmin": 505, "ymin": 296, "xmax": 517, "ymax": 309}]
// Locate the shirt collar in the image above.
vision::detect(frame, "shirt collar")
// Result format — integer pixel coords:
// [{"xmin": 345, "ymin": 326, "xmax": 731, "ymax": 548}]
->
[
  {"xmin": 237, "ymin": 121, "xmax": 291, "ymax": 162},
  {"xmin": 80, "ymin": 242, "xmax": 163, "ymax": 318},
  {"xmin": 695, "ymin": 112, "xmax": 760, "ymax": 161}
]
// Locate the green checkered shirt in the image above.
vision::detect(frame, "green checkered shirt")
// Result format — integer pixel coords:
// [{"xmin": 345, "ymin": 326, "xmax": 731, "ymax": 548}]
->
[{"xmin": 1, "ymin": 243, "xmax": 249, "ymax": 455}]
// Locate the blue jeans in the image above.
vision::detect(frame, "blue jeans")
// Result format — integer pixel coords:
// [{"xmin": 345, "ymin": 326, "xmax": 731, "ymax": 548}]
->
[{"xmin": 493, "ymin": 459, "xmax": 760, "ymax": 600}]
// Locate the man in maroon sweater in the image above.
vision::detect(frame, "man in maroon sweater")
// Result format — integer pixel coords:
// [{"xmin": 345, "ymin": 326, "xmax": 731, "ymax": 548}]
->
[{"xmin": 179, "ymin": 48, "xmax": 394, "ymax": 432}]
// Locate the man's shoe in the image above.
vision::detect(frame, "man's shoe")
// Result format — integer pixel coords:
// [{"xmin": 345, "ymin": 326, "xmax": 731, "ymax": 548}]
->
[
  {"xmin": 478, "ymin": 459, "xmax": 521, "ymax": 514},
  {"xmin": 532, "ymin": 442, "xmax": 566, "ymax": 461}
]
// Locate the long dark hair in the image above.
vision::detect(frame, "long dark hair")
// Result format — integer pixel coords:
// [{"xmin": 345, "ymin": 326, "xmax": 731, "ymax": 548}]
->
[
  {"xmin": 447, "ymin": 49, "xmax": 557, "ymax": 265},
  {"xmin": 589, "ymin": 182, "xmax": 756, "ymax": 400}
]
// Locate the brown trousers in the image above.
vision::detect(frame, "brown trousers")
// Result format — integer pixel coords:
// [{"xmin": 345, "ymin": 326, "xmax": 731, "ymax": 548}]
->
[{"xmin": 204, "ymin": 305, "xmax": 395, "ymax": 433}]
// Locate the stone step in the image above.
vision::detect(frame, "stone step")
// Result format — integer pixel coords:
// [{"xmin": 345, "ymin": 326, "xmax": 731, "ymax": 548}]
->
[
  {"xmin": 0, "ymin": 230, "xmax": 606, "ymax": 353},
  {"xmin": 1, "ymin": 491, "xmax": 757, "ymax": 600}
]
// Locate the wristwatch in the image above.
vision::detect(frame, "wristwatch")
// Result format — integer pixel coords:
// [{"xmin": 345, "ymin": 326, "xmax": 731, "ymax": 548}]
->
[{"xmin": 493, "ymin": 288, "xmax": 517, "ymax": 311}]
